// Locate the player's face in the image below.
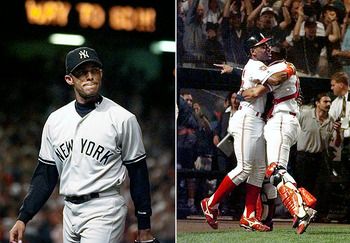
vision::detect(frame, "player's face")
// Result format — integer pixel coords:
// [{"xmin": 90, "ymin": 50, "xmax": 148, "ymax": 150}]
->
[
  {"xmin": 252, "ymin": 43, "xmax": 271, "ymax": 62},
  {"xmin": 69, "ymin": 63, "xmax": 103, "ymax": 102},
  {"xmin": 183, "ymin": 94, "xmax": 193, "ymax": 106},
  {"xmin": 231, "ymin": 93, "xmax": 239, "ymax": 109},
  {"xmin": 330, "ymin": 79, "xmax": 344, "ymax": 96},
  {"xmin": 316, "ymin": 96, "xmax": 331, "ymax": 112},
  {"xmin": 259, "ymin": 13, "xmax": 274, "ymax": 28}
]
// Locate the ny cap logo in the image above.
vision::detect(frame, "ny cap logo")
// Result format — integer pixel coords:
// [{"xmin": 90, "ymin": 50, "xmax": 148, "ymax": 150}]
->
[{"xmin": 79, "ymin": 50, "xmax": 89, "ymax": 59}]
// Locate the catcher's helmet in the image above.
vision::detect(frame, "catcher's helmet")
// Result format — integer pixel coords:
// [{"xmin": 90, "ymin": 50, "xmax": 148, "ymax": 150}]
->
[{"xmin": 244, "ymin": 33, "xmax": 272, "ymax": 55}]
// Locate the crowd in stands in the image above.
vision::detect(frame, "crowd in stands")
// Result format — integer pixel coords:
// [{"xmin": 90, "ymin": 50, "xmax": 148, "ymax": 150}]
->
[{"xmin": 177, "ymin": 0, "xmax": 350, "ymax": 77}]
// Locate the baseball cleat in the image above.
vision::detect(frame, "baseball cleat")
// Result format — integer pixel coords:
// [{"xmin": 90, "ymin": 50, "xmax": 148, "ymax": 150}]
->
[
  {"xmin": 262, "ymin": 218, "xmax": 274, "ymax": 231},
  {"xmin": 292, "ymin": 216, "xmax": 298, "ymax": 228},
  {"xmin": 296, "ymin": 208, "xmax": 317, "ymax": 234},
  {"xmin": 200, "ymin": 198, "xmax": 219, "ymax": 229},
  {"xmin": 240, "ymin": 216, "xmax": 271, "ymax": 232}
]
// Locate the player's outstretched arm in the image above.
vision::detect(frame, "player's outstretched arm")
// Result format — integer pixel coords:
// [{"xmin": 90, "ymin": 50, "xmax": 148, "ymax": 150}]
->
[
  {"xmin": 9, "ymin": 220, "xmax": 25, "ymax": 243},
  {"xmin": 213, "ymin": 63, "xmax": 233, "ymax": 74}
]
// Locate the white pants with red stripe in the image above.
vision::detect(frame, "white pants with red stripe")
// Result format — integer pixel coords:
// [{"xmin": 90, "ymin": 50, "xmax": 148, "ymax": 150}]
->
[
  {"xmin": 264, "ymin": 112, "xmax": 300, "ymax": 168},
  {"xmin": 227, "ymin": 109, "xmax": 266, "ymax": 187}
]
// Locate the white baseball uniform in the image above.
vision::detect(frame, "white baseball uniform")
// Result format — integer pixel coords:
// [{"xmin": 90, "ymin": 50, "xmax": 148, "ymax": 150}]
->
[
  {"xmin": 227, "ymin": 59, "xmax": 268, "ymax": 187},
  {"xmin": 39, "ymin": 96, "xmax": 146, "ymax": 242},
  {"xmin": 246, "ymin": 61, "xmax": 317, "ymax": 227},
  {"xmin": 261, "ymin": 61, "xmax": 300, "ymax": 169},
  {"xmin": 260, "ymin": 61, "xmax": 311, "ymax": 219}
]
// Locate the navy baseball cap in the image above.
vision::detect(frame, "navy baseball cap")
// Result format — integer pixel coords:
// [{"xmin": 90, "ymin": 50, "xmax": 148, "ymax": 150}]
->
[{"xmin": 65, "ymin": 47, "xmax": 102, "ymax": 74}]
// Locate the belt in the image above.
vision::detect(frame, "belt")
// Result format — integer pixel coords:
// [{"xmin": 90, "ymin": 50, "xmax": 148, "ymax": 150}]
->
[
  {"xmin": 65, "ymin": 193, "xmax": 99, "ymax": 204},
  {"xmin": 270, "ymin": 111, "xmax": 296, "ymax": 118},
  {"xmin": 65, "ymin": 188, "xmax": 119, "ymax": 204},
  {"xmin": 177, "ymin": 128, "xmax": 195, "ymax": 136},
  {"xmin": 238, "ymin": 105, "xmax": 263, "ymax": 118}
]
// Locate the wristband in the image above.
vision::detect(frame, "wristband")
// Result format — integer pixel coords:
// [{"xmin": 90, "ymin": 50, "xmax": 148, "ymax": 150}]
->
[
  {"xmin": 134, "ymin": 238, "xmax": 160, "ymax": 243},
  {"xmin": 285, "ymin": 63, "xmax": 296, "ymax": 78}
]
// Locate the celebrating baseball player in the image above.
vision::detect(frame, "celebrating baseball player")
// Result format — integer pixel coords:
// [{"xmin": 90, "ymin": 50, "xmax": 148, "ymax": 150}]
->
[
  {"xmin": 200, "ymin": 33, "xmax": 273, "ymax": 232},
  {"xmin": 241, "ymin": 57, "xmax": 317, "ymax": 234},
  {"xmin": 9, "ymin": 47, "xmax": 158, "ymax": 243}
]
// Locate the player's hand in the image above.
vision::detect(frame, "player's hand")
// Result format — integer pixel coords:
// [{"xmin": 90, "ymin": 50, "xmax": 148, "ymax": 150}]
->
[
  {"xmin": 213, "ymin": 63, "xmax": 233, "ymax": 74},
  {"xmin": 213, "ymin": 135, "xmax": 220, "ymax": 146},
  {"xmin": 135, "ymin": 229, "xmax": 155, "ymax": 242},
  {"xmin": 9, "ymin": 220, "xmax": 26, "ymax": 243},
  {"xmin": 333, "ymin": 121, "xmax": 341, "ymax": 132}
]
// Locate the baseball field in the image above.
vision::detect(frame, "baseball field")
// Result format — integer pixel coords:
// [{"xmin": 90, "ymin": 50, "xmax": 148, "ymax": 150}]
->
[{"xmin": 177, "ymin": 218, "xmax": 350, "ymax": 242}]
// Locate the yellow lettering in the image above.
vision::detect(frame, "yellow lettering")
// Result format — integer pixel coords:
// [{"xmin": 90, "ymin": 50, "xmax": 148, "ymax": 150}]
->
[
  {"xmin": 76, "ymin": 3, "xmax": 105, "ymax": 29},
  {"xmin": 135, "ymin": 8, "xmax": 156, "ymax": 32},
  {"xmin": 109, "ymin": 6, "xmax": 156, "ymax": 32},
  {"xmin": 24, "ymin": 1, "xmax": 156, "ymax": 32},
  {"xmin": 25, "ymin": 0, "xmax": 71, "ymax": 26},
  {"xmin": 109, "ymin": 6, "xmax": 132, "ymax": 31}
]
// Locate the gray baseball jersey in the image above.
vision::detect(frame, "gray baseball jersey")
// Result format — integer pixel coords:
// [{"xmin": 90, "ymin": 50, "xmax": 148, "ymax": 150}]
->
[{"xmin": 38, "ymin": 96, "xmax": 146, "ymax": 196}]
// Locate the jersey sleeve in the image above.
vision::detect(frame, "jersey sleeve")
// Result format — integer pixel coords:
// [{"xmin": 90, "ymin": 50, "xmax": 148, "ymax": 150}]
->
[
  {"xmin": 121, "ymin": 116, "xmax": 146, "ymax": 165},
  {"xmin": 260, "ymin": 61, "xmax": 288, "ymax": 86},
  {"xmin": 38, "ymin": 118, "xmax": 56, "ymax": 166},
  {"xmin": 241, "ymin": 61, "xmax": 269, "ymax": 89}
]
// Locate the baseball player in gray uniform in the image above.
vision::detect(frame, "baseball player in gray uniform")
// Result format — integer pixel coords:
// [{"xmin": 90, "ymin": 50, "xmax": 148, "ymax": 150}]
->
[
  {"xmin": 9, "ymin": 47, "xmax": 158, "ymax": 243},
  {"xmin": 242, "ymin": 60, "xmax": 317, "ymax": 234},
  {"xmin": 200, "ymin": 34, "xmax": 272, "ymax": 232}
]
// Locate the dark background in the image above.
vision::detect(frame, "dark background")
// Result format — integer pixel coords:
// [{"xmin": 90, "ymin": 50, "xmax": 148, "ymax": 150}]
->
[
  {"xmin": 0, "ymin": 1, "xmax": 175, "ymax": 242},
  {"xmin": 1, "ymin": 0, "xmax": 174, "ymax": 119}
]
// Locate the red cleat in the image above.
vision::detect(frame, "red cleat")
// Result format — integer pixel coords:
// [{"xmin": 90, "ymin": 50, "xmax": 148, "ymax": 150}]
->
[
  {"xmin": 200, "ymin": 198, "xmax": 219, "ymax": 229},
  {"xmin": 292, "ymin": 216, "xmax": 298, "ymax": 228},
  {"xmin": 240, "ymin": 216, "xmax": 271, "ymax": 232},
  {"xmin": 296, "ymin": 208, "xmax": 317, "ymax": 234}
]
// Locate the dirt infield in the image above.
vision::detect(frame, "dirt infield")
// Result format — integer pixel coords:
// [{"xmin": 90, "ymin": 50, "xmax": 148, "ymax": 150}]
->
[{"xmin": 177, "ymin": 217, "xmax": 333, "ymax": 233}]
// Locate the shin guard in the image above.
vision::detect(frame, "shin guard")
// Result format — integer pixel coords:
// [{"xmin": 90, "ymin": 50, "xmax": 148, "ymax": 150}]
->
[
  {"xmin": 299, "ymin": 187, "xmax": 317, "ymax": 209},
  {"xmin": 277, "ymin": 183, "xmax": 300, "ymax": 217}
]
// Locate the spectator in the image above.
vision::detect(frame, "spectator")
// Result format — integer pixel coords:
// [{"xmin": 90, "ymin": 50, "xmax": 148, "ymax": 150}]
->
[
  {"xmin": 221, "ymin": 0, "xmax": 249, "ymax": 65},
  {"xmin": 288, "ymin": 9, "xmax": 326, "ymax": 76},
  {"xmin": 335, "ymin": 9, "xmax": 350, "ymax": 75},
  {"xmin": 329, "ymin": 72, "xmax": 350, "ymax": 160},
  {"xmin": 177, "ymin": 0, "xmax": 186, "ymax": 65},
  {"xmin": 213, "ymin": 91, "xmax": 239, "ymax": 173},
  {"xmin": 282, "ymin": 0, "xmax": 301, "ymax": 34},
  {"xmin": 177, "ymin": 91, "xmax": 199, "ymax": 215},
  {"xmin": 204, "ymin": 0, "xmax": 222, "ymax": 25},
  {"xmin": 203, "ymin": 22, "xmax": 226, "ymax": 66},
  {"xmin": 183, "ymin": 0, "xmax": 207, "ymax": 64},
  {"xmin": 329, "ymin": 71, "xmax": 350, "ymax": 223},
  {"xmin": 320, "ymin": 3, "xmax": 343, "ymax": 76},
  {"xmin": 247, "ymin": 0, "xmax": 291, "ymax": 45},
  {"xmin": 283, "ymin": 3, "xmax": 326, "ymax": 49},
  {"xmin": 193, "ymin": 102, "xmax": 214, "ymax": 172},
  {"xmin": 192, "ymin": 102, "xmax": 215, "ymax": 212},
  {"xmin": 294, "ymin": 92, "xmax": 340, "ymax": 222}
]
